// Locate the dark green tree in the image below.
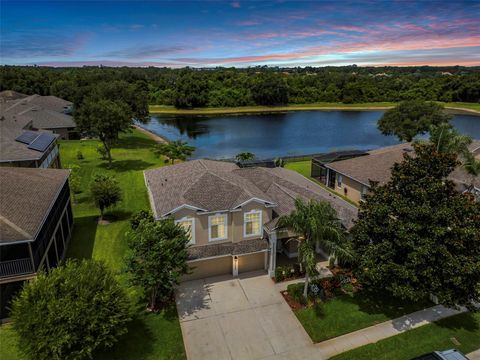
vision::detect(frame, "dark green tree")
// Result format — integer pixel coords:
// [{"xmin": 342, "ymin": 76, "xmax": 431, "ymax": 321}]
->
[
  {"xmin": 174, "ymin": 71, "xmax": 209, "ymax": 108},
  {"xmin": 75, "ymin": 99, "xmax": 132, "ymax": 168},
  {"xmin": 251, "ymin": 73, "xmax": 289, "ymax": 105},
  {"xmin": 378, "ymin": 100, "xmax": 452, "ymax": 141},
  {"xmin": 130, "ymin": 209, "xmax": 154, "ymax": 230},
  {"xmin": 125, "ymin": 219, "xmax": 190, "ymax": 310},
  {"xmin": 11, "ymin": 260, "xmax": 131, "ymax": 360},
  {"xmin": 90, "ymin": 174, "xmax": 122, "ymax": 219},
  {"xmin": 235, "ymin": 152, "xmax": 256, "ymax": 161},
  {"xmin": 351, "ymin": 143, "xmax": 480, "ymax": 309},
  {"xmin": 278, "ymin": 198, "xmax": 352, "ymax": 298},
  {"xmin": 154, "ymin": 140, "xmax": 195, "ymax": 164}
]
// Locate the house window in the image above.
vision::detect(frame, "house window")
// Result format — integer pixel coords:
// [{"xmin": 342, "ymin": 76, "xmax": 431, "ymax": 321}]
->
[
  {"xmin": 175, "ymin": 217, "xmax": 195, "ymax": 244},
  {"xmin": 244, "ymin": 210, "xmax": 262, "ymax": 237},
  {"xmin": 337, "ymin": 175, "xmax": 343, "ymax": 187},
  {"xmin": 208, "ymin": 214, "xmax": 228, "ymax": 241}
]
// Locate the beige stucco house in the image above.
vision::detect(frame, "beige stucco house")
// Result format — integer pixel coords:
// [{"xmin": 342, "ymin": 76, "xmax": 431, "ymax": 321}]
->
[
  {"xmin": 144, "ymin": 159, "xmax": 357, "ymax": 281},
  {"xmin": 316, "ymin": 141, "xmax": 480, "ymax": 204}
]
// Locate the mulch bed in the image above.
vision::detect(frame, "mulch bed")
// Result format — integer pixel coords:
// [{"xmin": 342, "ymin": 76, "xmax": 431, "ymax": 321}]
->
[{"xmin": 281, "ymin": 290, "xmax": 305, "ymax": 311}]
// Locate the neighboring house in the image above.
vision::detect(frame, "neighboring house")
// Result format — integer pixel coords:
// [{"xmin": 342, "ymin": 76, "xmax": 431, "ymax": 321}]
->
[
  {"xmin": 144, "ymin": 159, "xmax": 357, "ymax": 281},
  {"xmin": 0, "ymin": 91, "xmax": 76, "ymax": 139},
  {"xmin": 0, "ymin": 101, "xmax": 61, "ymax": 168},
  {"xmin": 0, "ymin": 167, "xmax": 73, "ymax": 319},
  {"xmin": 313, "ymin": 141, "xmax": 480, "ymax": 204}
]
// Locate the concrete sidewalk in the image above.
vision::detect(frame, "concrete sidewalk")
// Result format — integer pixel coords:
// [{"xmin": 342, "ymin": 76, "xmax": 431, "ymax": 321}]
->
[
  {"xmin": 468, "ymin": 349, "xmax": 480, "ymax": 360},
  {"xmin": 314, "ymin": 304, "xmax": 467, "ymax": 358}
]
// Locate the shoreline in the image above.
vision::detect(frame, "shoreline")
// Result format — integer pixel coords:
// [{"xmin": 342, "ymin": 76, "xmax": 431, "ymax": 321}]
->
[
  {"xmin": 149, "ymin": 103, "xmax": 480, "ymax": 116},
  {"xmin": 133, "ymin": 125, "xmax": 170, "ymax": 143}
]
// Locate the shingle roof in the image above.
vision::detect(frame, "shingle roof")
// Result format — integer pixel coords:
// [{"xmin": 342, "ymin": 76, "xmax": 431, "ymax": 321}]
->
[
  {"xmin": 0, "ymin": 167, "xmax": 70, "ymax": 244},
  {"xmin": 324, "ymin": 141, "xmax": 480, "ymax": 189},
  {"xmin": 325, "ymin": 143, "xmax": 414, "ymax": 186},
  {"xmin": 145, "ymin": 159, "xmax": 358, "ymax": 230}
]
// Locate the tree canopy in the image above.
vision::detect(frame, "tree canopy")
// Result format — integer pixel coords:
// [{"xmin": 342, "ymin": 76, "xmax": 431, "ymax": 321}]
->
[
  {"xmin": 90, "ymin": 174, "xmax": 122, "ymax": 219},
  {"xmin": 125, "ymin": 218, "xmax": 190, "ymax": 309},
  {"xmin": 2, "ymin": 66, "xmax": 479, "ymax": 109},
  {"xmin": 378, "ymin": 100, "xmax": 452, "ymax": 141},
  {"xmin": 235, "ymin": 152, "xmax": 256, "ymax": 161},
  {"xmin": 351, "ymin": 143, "xmax": 480, "ymax": 309},
  {"xmin": 11, "ymin": 259, "xmax": 131, "ymax": 360}
]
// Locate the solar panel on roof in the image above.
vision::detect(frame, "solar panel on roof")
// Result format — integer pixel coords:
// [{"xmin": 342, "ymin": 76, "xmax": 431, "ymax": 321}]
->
[
  {"xmin": 15, "ymin": 131, "xmax": 40, "ymax": 144},
  {"xmin": 27, "ymin": 133, "xmax": 56, "ymax": 152}
]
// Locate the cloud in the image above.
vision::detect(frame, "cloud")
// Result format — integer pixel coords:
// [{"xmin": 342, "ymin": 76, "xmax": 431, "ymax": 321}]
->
[
  {"xmin": 129, "ymin": 24, "xmax": 145, "ymax": 30},
  {"xmin": 101, "ymin": 45, "xmax": 191, "ymax": 60},
  {"xmin": 236, "ymin": 20, "xmax": 260, "ymax": 26},
  {"xmin": 231, "ymin": 2, "xmax": 241, "ymax": 8},
  {"xmin": 1, "ymin": 32, "xmax": 91, "ymax": 59}
]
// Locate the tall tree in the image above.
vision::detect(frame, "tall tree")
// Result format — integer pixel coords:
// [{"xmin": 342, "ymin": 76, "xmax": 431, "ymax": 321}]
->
[
  {"xmin": 75, "ymin": 99, "xmax": 132, "ymax": 168},
  {"xmin": 126, "ymin": 218, "xmax": 190, "ymax": 310},
  {"xmin": 11, "ymin": 260, "xmax": 131, "ymax": 360},
  {"xmin": 154, "ymin": 140, "xmax": 195, "ymax": 164},
  {"xmin": 90, "ymin": 174, "xmax": 122, "ymax": 219},
  {"xmin": 427, "ymin": 123, "xmax": 472, "ymax": 155},
  {"xmin": 378, "ymin": 100, "xmax": 452, "ymax": 141},
  {"xmin": 351, "ymin": 143, "xmax": 480, "ymax": 309},
  {"xmin": 278, "ymin": 199, "xmax": 351, "ymax": 298}
]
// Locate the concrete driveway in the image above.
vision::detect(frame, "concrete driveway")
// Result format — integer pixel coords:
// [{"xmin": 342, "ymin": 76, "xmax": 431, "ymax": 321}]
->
[{"xmin": 176, "ymin": 271, "xmax": 320, "ymax": 360}]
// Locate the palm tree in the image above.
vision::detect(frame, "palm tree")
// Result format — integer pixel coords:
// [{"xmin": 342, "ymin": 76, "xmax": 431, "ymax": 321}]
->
[
  {"xmin": 155, "ymin": 140, "xmax": 195, "ymax": 164},
  {"xmin": 235, "ymin": 152, "xmax": 255, "ymax": 161},
  {"xmin": 464, "ymin": 151, "xmax": 480, "ymax": 200},
  {"xmin": 427, "ymin": 123, "xmax": 472, "ymax": 155},
  {"xmin": 278, "ymin": 198, "xmax": 352, "ymax": 298}
]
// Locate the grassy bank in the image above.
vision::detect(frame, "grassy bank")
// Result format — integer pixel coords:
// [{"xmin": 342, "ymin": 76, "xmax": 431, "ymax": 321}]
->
[
  {"xmin": 331, "ymin": 312, "xmax": 480, "ymax": 360},
  {"xmin": 149, "ymin": 102, "xmax": 480, "ymax": 115},
  {"xmin": 0, "ymin": 129, "xmax": 186, "ymax": 360}
]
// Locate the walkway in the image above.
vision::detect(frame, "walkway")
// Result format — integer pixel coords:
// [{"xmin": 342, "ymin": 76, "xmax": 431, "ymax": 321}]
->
[{"xmin": 468, "ymin": 349, "xmax": 480, "ymax": 360}]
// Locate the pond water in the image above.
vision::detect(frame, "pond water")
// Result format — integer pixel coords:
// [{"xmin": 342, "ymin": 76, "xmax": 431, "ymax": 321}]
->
[{"xmin": 141, "ymin": 111, "xmax": 480, "ymax": 159}]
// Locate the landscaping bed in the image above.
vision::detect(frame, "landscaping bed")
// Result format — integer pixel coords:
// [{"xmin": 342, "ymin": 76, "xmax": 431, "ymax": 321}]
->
[{"xmin": 282, "ymin": 268, "xmax": 433, "ymax": 343}]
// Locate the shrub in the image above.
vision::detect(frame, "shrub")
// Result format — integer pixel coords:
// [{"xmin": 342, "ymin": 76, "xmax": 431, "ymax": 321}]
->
[
  {"xmin": 90, "ymin": 174, "xmax": 122, "ymax": 219},
  {"xmin": 11, "ymin": 259, "xmax": 131, "ymax": 360},
  {"xmin": 287, "ymin": 283, "xmax": 307, "ymax": 305},
  {"xmin": 76, "ymin": 150, "xmax": 84, "ymax": 160},
  {"xmin": 96, "ymin": 144, "xmax": 109, "ymax": 160},
  {"xmin": 130, "ymin": 209, "xmax": 154, "ymax": 230}
]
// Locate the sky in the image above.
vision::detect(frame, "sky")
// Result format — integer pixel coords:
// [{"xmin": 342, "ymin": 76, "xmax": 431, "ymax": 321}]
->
[{"xmin": 1, "ymin": 0, "xmax": 480, "ymax": 68}]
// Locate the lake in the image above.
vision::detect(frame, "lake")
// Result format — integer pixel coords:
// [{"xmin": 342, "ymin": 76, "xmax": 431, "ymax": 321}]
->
[{"xmin": 141, "ymin": 111, "xmax": 480, "ymax": 159}]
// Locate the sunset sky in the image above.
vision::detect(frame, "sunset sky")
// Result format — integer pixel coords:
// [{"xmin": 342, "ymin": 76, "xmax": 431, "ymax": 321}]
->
[{"xmin": 2, "ymin": 0, "xmax": 480, "ymax": 67}]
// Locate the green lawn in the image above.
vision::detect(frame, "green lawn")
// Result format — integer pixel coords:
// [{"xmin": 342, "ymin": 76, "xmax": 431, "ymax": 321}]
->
[
  {"xmin": 0, "ymin": 129, "xmax": 186, "ymax": 360},
  {"xmin": 331, "ymin": 312, "xmax": 480, "ymax": 360},
  {"xmin": 149, "ymin": 102, "xmax": 480, "ymax": 115},
  {"xmin": 284, "ymin": 160, "xmax": 358, "ymax": 207},
  {"xmin": 295, "ymin": 291, "xmax": 432, "ymax": 343}
]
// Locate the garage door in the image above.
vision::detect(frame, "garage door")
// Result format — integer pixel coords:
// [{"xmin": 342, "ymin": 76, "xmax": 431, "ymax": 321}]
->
[
  {"xmin": 238, "ymin": 252, "xmax": 266, "ymax": 274},
  {"xmin": 182, "ymin": 256, "xmax": 232, "ymax": 281}
]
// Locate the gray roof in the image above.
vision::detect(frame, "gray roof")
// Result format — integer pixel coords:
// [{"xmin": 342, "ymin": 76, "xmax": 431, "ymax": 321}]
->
[
  {"xmin": 0, "ymin": 90, "xmax": 28, "ymax": 101},
  {"xmin": 2, "ymin": 94, "xmax": 75, "ymax": 130},
  {"xmin": 325, "ymin": 141, "xmax": 480, "ymax": 189},
  {"xmin": 145, "ymin": 159, "xmax": 358, "ymax": 230},
  {"xmin": 0, "ymin": 167, "xmax": 70, "ymax": 244}
]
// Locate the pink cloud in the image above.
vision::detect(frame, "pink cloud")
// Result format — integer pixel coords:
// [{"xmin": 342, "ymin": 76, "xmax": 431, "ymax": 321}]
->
[
  {"xmin": 231, "ymin": 2, "xmax": 241, "ymax": 8},
  {"xmin": 236, "ymin": 20, "xmax": 260, "ymax": 26}
]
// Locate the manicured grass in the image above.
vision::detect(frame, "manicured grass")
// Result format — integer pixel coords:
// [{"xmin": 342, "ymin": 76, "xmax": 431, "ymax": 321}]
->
[
  {"xmin": 331, "ymin": 312, "xmax": 480, "ymax": 360},
  {"xmin": 0, "ymin": 129, "xmax": 186, "ymax": 360},
  {"xmin": 294, "ymin": 291, "xmax": 432, "ymax": 343},
  {"xmin": 149, "ymin": 102, "xmax": 480, "ymax": 115},
  {"xmin": 284, "ymin": 160, "xmax": 358, "ymax": 207}
]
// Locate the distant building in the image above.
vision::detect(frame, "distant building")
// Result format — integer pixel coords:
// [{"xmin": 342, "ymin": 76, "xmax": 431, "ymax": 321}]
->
[
  {"xmin": 0, "ymin": 167, "xmax": 73, "ymax": 319},
  {"xmin": 312, "ymin": 142, "xmax": 480, "ymax": 204},
  {"xmin": 0, "ymin": 91, "xmax": 76, "ymax": 140}
]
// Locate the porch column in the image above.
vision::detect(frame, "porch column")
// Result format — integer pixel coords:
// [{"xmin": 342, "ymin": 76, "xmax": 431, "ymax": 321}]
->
[
  {"xmin": 268, "ymin": 232, "xmax": 277, "ymax": 277},
  {"xmin": 325, "ymin": 168, "xmax": 330, "ymax": 186}
]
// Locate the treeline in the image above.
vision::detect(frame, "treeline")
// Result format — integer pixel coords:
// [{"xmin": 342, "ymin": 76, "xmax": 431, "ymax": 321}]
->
[{"xmin": 1, "ymin": 65, "xmax": 479, "ymax": 109}]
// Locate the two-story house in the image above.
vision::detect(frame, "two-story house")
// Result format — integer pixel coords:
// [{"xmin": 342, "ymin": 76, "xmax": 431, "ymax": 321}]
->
[
  {"xmin": 314, "ymin": 141, "xmax": 480, "ymax": 204},
  {"xmin": 0, "ymin": 167, "xmax": 73, "ymax": 319},
  {"xmin": 144, "ymin": 160, "xmax": 357, "ymax": 281}
]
